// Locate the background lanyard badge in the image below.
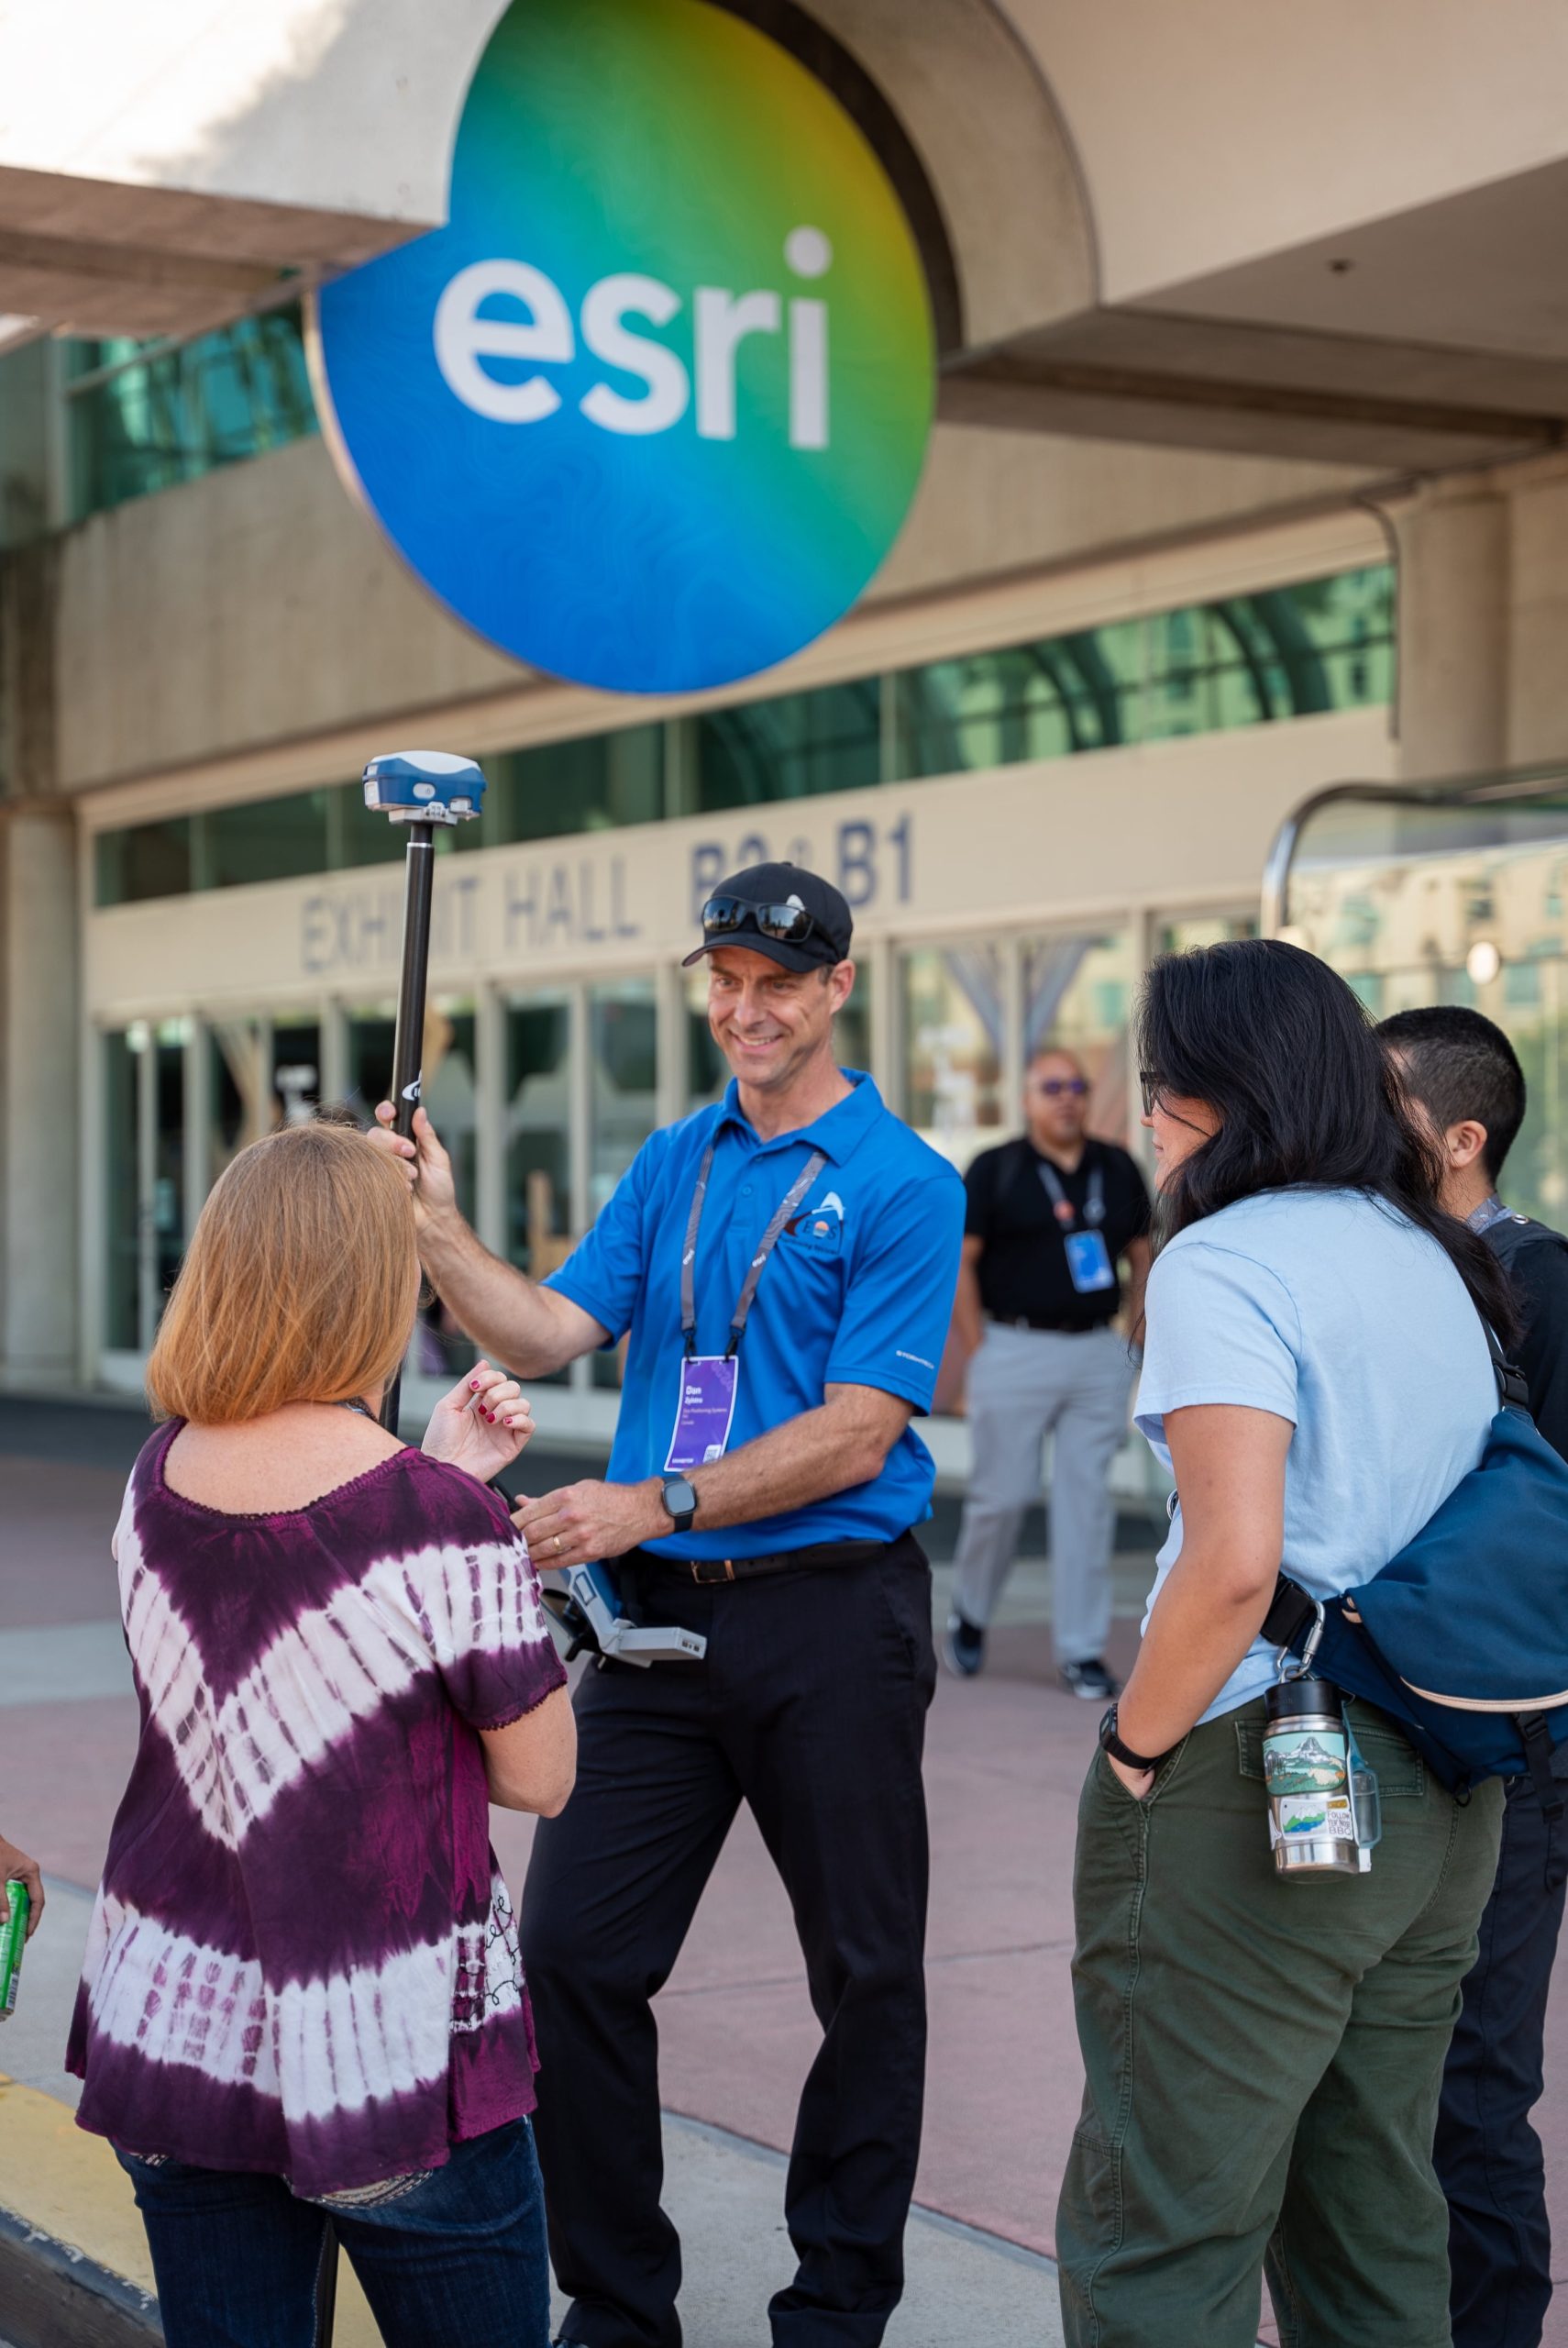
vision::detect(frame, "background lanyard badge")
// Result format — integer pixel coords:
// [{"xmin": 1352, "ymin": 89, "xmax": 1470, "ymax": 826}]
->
[
  {"xmin": 665, "ymin": 1141, "xmax": 828, "ymax": 1473},
  {"xmin": 1037, "ymin": 1156, "xmax": 1115, "ymax": 1295}
]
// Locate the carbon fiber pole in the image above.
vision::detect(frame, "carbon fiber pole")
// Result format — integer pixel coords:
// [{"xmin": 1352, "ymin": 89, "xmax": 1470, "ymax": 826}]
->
[{"xmin": 381, "ymin": 819, "xmax": 436, "ymax": 1434}]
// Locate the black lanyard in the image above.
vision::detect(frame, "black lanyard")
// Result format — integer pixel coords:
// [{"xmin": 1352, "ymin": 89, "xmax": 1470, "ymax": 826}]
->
[
  {"xmin": 1036, "ymin": 1153, "xmax": 1104, "ymax": 1232},
  {"xmin": 680, "ymin": 1141, "xmax": 828, "ymax": 1360}
]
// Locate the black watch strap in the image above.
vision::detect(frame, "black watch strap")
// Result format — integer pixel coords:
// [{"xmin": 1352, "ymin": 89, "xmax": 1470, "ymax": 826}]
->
[
  {"xmin": 1099, "ymin": 1703, "xmax": 1170, "ymax": 1774},
  {"xmin": 660, "ymin": 1473, "xmax": 698, "ymax": 1534}
]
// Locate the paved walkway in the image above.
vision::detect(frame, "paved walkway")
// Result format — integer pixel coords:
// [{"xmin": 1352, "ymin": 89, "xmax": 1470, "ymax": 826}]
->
[{"xmin": 5, "ymin": 1395, "xmax": 1566, "ymax": 2342}]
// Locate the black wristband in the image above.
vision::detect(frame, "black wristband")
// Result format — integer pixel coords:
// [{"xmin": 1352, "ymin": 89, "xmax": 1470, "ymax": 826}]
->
[{"xmin": 1099, "ymin": 1702, "xmax": 1170, "ymax": 1774}]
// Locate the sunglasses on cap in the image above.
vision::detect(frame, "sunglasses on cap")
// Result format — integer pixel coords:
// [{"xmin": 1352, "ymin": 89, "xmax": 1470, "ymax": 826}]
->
[{"xmin": 701, "ymin": 893, "xmax": 834, "ymax": 948}]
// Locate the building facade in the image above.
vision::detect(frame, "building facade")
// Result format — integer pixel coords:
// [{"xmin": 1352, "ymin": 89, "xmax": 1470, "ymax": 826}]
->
[{"xmin": 7, "ymin": 0, "xmax": 1568, "ymax": 1423}]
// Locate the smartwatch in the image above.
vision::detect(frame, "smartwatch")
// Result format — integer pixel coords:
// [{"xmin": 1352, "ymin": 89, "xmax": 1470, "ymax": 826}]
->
[
  {"xmin": 660, "ymin": 1473, "xmax": 698, "ymax": 1535},
  {"xmin": 1099, "ymin": 1703, "xmax": 1170, "ymax": 1774}
]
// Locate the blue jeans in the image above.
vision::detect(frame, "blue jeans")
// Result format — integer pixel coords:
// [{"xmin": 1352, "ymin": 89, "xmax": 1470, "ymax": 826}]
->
[{"xmin": 116, "ymin": 2116, "xmax": 551, "ymax": 2348}]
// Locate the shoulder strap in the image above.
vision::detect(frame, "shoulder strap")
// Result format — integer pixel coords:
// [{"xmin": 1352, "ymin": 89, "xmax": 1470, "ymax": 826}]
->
[
  {"xmin": 1483, "ymin": 1318, "xmax": 1532, "ymax": 1414},
  {"xmin": 1486, "ymin": 1211, "xmax": 1568, "ymax": 1268}
]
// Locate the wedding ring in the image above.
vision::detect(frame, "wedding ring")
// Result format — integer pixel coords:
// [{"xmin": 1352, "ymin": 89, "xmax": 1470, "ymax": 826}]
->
[{"xmin": 552, "ymin": 1534, "xmax": 563, "ymax": 1555}]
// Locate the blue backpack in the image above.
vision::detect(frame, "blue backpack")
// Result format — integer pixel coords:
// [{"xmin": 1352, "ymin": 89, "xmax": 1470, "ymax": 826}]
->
[{"xmin": 1262, "ymin": 1335, "xmax": 1568, "ymax": 1800}]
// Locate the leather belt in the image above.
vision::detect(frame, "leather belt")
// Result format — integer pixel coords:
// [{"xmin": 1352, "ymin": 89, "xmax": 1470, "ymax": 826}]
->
[{"xmin": 629, "ymin": 1537, "xmax": 894, "ymax": 1587}]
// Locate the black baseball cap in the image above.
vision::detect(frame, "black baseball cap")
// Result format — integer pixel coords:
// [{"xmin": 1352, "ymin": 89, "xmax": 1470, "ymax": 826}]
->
[{"xmin": 682, "ymin": 862, "xmax": 854, "ymax": 974}]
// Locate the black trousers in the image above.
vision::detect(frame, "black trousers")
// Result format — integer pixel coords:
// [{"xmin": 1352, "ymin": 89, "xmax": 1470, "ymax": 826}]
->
[
  {"xmin": 1436, "ymin": 1769, "xmax": 1568, "ymax": 2348},
  {"xmin": 518, "ymin": 1534, "xmax": 935, "ymax": 2348}
]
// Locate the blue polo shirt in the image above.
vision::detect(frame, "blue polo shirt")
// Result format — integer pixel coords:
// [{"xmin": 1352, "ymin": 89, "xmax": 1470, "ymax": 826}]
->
[{"xmin": 544, "ymin": 1071, "xmax": 965, "ymax": 1559}]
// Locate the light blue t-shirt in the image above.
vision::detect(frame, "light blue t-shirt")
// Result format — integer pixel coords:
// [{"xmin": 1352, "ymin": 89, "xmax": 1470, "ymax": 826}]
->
[{"xmin": 1134, "ymin": 1188, "xmax": 1496, "ymax": 1722}]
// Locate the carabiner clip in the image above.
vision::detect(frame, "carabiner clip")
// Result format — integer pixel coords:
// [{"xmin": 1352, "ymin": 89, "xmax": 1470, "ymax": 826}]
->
[{"xmin": 1275, "ymin": 1597, "xmax": 1325, "ymax": 1683}]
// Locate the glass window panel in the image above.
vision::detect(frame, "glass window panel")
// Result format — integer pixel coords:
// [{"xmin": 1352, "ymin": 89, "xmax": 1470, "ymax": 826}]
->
[
  {"xmin": 895, "ymin": 637, "xmax": 1126, "ymax": 779},
  {"xmin": 837, "ymin": 962, "xmax": 873, "ymax": 1076},
  {"xmin": 94, "ymin": 817, "xmax": 193, "ymax": 906},
  {"xmin": 589, "ymin": 980, "xmax": 658, "ymax": 1389},
  {"xmin": 271, "ymin": 1016, "xmax": 322, "ymax": 1127},
  {"xmin": 684, "ymin": 967, "xmax": 729, "ymax": 1113},
  {"xmin": 66, "ymin": 305, "xmax": 317, "ymax": 523},
  {"xmin": 344, "ymin": 1007, "xmax": 396, "ymax": 1129},
  {"xmin": 208, "ymin": 1019, "xmax": 269, "ymax": 1186},
  {"xmin": 331, "ymin": 782, "xmax": 411, "ymax": 869},
  {"xmin": 1023, "ymin": 932, "xmax": 1136, "ymax": 1146},
  {"xmin": 202, "ymin": 792, "xmax": 332, "ymax": 890},
  {"xmin": 1156, "ymin": 913, "xmax": 1259, "ymax": 956},
  {"xmin": 505, "ymin": 994, "xmax": 574, "ymax": 1357},
  {"xmin": 413, "ymin": 1002, "xmax": 479, "ymax": 1376},
  {"xmin": 695, "ymin": 681, "xmax": 880, "ymax": 810},
  {"xmin": 900, "ymin": 946, "xmax": 1003, "ymax": 1171},
  {"xmin": 466, "ymin": 727, "xmax": 666, "ymax": 847},
  {"xmin": 153, "ymin": 1023, "xmax": 187, "ymax": 1321},
  {"xmin": 103, "ymin": 1028, "xmax": 139, "ymax": 1348}
]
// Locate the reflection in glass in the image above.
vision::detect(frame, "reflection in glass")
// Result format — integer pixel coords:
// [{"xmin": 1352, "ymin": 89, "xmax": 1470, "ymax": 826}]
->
[
  {"xmin": 464, "ymin": 729, "xmax": 665, "ymax": 847},
  {"xmin": 104, "ymin": 1029, "xmax": 139, "ymax": 1348},
  {"xmin": 1023, "ymin": 934, "xmax": 1135, "ymax": 1145},
  {"xmin": 152, "ymin": 1023, "xmax": 187, "ymax": 1334},
  {"xmin": 414, "ymin": 1002, "xmax": 479, "ymax": 1376},
  {"xmin": 1284, "ymin": 793, "xmax": 1568, "ymax": 1224},
  {"xmin": 901, "ymin": 947, "xmax": 1003, "ymax": 1170},
  {"xmin": 208, "ymin": 1021, "xmax": 268, "ymax": 1186},
  {"xmin": 202, "ymin": 792, "xmax": 332, "ymax": 890},
  {"xmin": 271, "ymin": 1017, "xmax": 322, "ymax": 1129},
  {"xmin": 1156, "ymin": 914, "xmax": 1259, "ymax": 957},
  {"xmin": 696, "ymin": 681, "xmax": 881, "ymax": 809},
  {"xmin": 590, "ymin": 980, "xmax": 658, "ymax": 1388},
  {"xmin": 505, "ymin": 994, "xmax": 573, "ymax": 1284},
  {"xmin": 344, "ymin": 1008, "xmax": 396, "ymax": 1133},
  {"xmin": 67, "ymin": 305, "xmax": 317, "ymax": 522},
  {"xmin": 88, "ymin": 566, "xmax": 1396, "ymax": 904}
]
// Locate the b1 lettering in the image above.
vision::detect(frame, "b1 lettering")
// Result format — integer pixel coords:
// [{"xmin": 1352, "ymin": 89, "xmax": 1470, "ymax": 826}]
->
[{"xmin": 435, "ymin": 227, "xmax": 832, "ymax": 450}]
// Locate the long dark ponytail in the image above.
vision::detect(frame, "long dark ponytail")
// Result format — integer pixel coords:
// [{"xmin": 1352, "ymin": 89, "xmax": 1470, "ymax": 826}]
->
[{"xmin": 1137, "ymin": 938, "xmax": 1519, "ymax": 1344}]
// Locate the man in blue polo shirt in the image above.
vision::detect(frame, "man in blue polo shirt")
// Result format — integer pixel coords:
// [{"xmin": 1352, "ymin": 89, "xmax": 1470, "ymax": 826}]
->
[{"xmin": 373, "ymin": 863, "xmax": 964, "ymax": 2348}]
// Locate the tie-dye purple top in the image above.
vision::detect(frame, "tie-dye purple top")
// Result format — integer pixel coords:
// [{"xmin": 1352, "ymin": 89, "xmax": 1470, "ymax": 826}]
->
[{"xmin": 67, "ymin": 1423, "xmax": 568, "ymax": 2196}]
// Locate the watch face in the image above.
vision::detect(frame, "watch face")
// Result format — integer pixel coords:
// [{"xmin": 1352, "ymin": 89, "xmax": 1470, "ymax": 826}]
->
[{"xmin": 663, "ymin": 1476, "xmax": 697, "ymax": 1519}]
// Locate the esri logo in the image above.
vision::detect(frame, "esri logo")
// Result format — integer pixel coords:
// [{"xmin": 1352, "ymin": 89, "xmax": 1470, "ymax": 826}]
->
[{"xmin": 309, "ymin": 0, "xmax": 933, "ymax": 696}]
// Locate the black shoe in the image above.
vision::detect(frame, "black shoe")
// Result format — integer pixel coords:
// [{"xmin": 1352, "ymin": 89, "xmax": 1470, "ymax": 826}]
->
[
  {"xmin": 1060, "ymin": 1657, "xmax": 1120, "ymax": 1700},
  {"xmin": 942, "ymin": 1611, "xmax": 986, "ymax": 1678}
]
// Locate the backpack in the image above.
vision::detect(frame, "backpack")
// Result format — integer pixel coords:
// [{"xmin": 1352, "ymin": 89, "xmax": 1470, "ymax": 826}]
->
[{"xmin": 1262, "ymin": 1326, "xmax": 1568, "ymax": 1801}]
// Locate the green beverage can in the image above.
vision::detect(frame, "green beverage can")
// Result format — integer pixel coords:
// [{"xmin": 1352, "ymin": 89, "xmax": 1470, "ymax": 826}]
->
[{"xmin": 0, "ymin": 1881, "xmax": 28, "ymax": 2019}]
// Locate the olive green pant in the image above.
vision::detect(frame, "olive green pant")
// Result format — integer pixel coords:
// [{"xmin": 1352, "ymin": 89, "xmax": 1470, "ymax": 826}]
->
[{"xmin": 1057, "ymin": 1700, "xmax": 1504, "ymax": 2348}]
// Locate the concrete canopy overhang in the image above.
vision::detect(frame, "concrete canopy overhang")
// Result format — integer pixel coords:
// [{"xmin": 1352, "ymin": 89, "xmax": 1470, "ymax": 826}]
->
[
  {"xmin": 5, "ymin": 0, "xmax": 1568, "ymax": 474},
  {"xmin": 0, "ymin": 0, "xmax": 499, "ymax": 340}
]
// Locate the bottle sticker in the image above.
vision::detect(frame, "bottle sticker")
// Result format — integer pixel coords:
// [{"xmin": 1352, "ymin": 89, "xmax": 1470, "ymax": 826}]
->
[
  {"xmin": 1263, "ymin": 1726, "xmax": 1349, "ymax": 1800},
  {"xmin": 1269, "ymin": 1793, "xmax": 1356, "ymax": 1846}
]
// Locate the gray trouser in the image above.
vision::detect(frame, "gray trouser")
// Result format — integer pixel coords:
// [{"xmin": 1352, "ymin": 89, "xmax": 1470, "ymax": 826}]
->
[{"xmin": 951, "ymin": 1322, "xmax": 1133, "ymax": 1665}]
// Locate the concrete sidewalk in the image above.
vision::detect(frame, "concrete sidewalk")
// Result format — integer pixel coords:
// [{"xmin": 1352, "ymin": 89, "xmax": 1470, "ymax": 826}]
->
[
  {"xmin": 3, "ymin": 1882, "xmax": 1058, "ymax": 2348},
  {"xmin": 10, "ymin": 1394, "xmax": 1561, "ymax": 2343}
]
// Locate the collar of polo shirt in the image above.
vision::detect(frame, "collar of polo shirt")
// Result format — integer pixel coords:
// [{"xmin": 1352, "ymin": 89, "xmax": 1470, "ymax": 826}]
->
[{"xmin": 716, "ymin": 1068, "xmax": 880, "ymax": 1162}]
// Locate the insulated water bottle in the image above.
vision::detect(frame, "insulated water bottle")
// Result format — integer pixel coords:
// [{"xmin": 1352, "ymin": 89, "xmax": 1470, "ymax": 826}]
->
[{"xmin": 1262, "ymin": 1679, "xmax": 1360, "ymax": 1876}]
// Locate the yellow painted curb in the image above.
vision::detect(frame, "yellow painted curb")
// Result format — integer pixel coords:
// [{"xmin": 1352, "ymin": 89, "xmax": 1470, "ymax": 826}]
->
[{"xmin": 0, "ymin": 2075, "xmax": 382, "ymax": 2342}]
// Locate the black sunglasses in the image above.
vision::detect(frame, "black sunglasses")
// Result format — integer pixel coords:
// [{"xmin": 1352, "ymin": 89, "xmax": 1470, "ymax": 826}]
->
[
  {"xmin": 1139, "ymin": 1068, "xmax": 1165, "ymax": 1115},
  {"xmin": 701, "ymin": 893, "xmax": 830, "ymax": 947}
]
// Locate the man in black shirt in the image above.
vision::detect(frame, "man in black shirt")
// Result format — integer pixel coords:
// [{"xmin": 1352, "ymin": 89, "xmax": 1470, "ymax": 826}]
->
[
  {"xmin": 1383, "ymin": 1004, "xmax": 1568, "ymax": 2348},
  {"xmin": 944, "ymin": 1047, "xmax": 1151, "ymax": 1697}
]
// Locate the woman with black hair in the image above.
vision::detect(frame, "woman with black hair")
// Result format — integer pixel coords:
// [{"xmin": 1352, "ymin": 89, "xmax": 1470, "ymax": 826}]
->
[{"xmin": 1057, "ymin": 938, "xmax": 1514, "ymax": 2348}]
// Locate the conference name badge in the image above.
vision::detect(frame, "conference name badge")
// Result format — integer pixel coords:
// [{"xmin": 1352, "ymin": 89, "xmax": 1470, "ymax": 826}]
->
[
  {"xmin": 666, "ymin": 1357, "xmax": 740, "ymax": 1473},
  {"xmin": 1064, "ymin": 1230, "xmax": 1116, "ymax": 1295}
]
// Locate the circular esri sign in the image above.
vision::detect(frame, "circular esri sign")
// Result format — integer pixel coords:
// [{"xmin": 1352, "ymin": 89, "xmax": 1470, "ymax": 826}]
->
[{"xmin": 310, "ymin": 0, "xmax": 934, "ymax": 696}]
